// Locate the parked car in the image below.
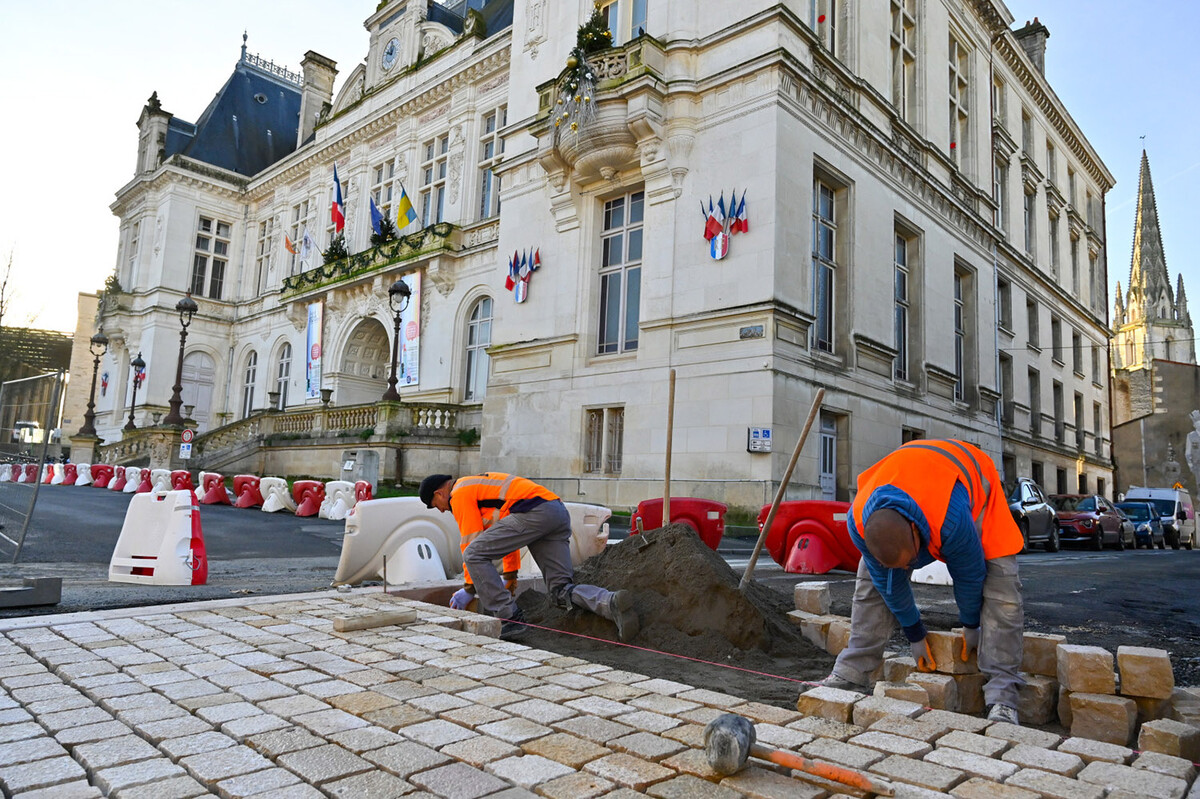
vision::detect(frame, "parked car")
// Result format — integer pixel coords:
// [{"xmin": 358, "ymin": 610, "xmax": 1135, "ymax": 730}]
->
[
  {"xmin": 1123, "ymin": 486, "xmax": 1195, "ymax": 550},
  {"xmin": 1048, "ymin": 494, "xmax": 1131, "ymax": 550},
  {"xmin": 1007, "ymin": 478, "xmax": 1059, "ymax": 552},
  {"xmin": 1115, "ymin": 501, "xmax": 1166, "ymax": 549}
]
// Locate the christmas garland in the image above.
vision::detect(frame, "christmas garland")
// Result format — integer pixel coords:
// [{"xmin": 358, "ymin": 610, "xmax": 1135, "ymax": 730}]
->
[{"xmin": 554, "ymin": 3, "xmax": 613, "ymax": 140}]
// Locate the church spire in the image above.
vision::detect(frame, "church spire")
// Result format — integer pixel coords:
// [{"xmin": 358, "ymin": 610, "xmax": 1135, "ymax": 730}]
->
[
  {"xmin": 1128, "ymin": 150, "xmax": 1175, "ymax": 315},
  {"xmin": 1114, "ymin": 280, "xmax": 1125, "ymax": 325},
  {"xmin": 1178, "ymin": 273, "xmax": 1192, "ymax": 327}
]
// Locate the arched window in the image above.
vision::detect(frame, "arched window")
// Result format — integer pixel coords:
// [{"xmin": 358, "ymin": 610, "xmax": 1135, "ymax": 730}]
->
[
  {"xmin": 464, "ymin": 297, "xmax": 493, "ymax": 402},
  {"xmin": 276, "ymin": 343, "xmax": 291, "ymax": 410},
  {"xmin": 241, "ymin": 351, "xmax": 258, "ymax": 419}
]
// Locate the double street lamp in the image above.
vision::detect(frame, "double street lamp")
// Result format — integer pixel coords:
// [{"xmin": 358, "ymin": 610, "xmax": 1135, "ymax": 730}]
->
[
  {"xmin": 124, "ymin": 352, "xmax": 145, "ymax": 431},
  {"xmin": 381, "ymin": 278, "xmax": 412, "ymax": 402},
  {"xmin": 162, "ymin": 293, "xmax": 199, "ymax": 427},
  {"xmin": 76, "ymin": 330, "xmax": 109, "ymax": 437}
]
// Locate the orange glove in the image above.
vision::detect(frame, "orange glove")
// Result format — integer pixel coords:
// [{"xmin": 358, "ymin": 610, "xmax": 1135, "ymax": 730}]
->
[
  {"xmin": 911, "ymin": 638, "xmax": 937, "ymax": 672},
  {"xmin": 502, "ymin": 571, "xmax": 518, "ymax": 596}
]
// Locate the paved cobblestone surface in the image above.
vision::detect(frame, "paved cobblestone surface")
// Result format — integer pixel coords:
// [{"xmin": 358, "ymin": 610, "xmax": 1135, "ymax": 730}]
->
[{"xmin": 0, "ymin": 588, "xmax": 1194, "ymax": 797}]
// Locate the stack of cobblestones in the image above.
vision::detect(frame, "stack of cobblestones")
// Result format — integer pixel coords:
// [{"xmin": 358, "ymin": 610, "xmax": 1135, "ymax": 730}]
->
[
  {"xmin": 0, "ymin": 589, "xmax": 1196, "ymax": 798},
  {"xmin": 791, "ymin": 582, "xmax": 1200, "ymax": 754}
]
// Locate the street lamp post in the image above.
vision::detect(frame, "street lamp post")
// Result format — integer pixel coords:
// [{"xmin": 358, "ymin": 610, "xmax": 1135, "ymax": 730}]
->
[
  {"xmin": 381, "ymin": 279, "xmax": 412, "ymax": 402},
  {"xmin": 76, "ymin": 330, "xmax": 109, "ymax": 437},
  {"xmin": 162, "ymin": 293, "xmax": 199, "ymax": 427},
  {"xmin": 124, "ymin": 352, "xmax": 145, "ymax": 431}
]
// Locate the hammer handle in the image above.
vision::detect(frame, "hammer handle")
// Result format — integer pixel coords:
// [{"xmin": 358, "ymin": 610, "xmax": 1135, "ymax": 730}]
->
[{"xmin": 749, "ymin": 742, "xmax": 895, "ymax": 796}]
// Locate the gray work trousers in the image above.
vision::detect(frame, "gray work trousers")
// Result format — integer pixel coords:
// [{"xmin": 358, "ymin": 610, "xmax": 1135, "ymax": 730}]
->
[
  {"xmin": 831, "ymin": 555, "xmax": 1024, "ymax": 710},
  {"xmin": 463, "ymin": 499, "xmax": 615, "ymax": 621}
]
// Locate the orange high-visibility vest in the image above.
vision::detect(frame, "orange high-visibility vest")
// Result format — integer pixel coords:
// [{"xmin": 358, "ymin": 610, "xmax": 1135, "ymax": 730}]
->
[
  {"xmin": 851, "ymin": 440, "xmax": 1024, "ymax": 561},
  {"xmin": 451, "ymin": 473, "xmax": 559, "ymax": 585}
]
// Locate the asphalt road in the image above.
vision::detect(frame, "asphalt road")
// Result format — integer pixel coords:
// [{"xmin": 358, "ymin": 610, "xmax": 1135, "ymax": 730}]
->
[{"xmin": 1, "ymin": 483, "xmax": 1198, "ymax": 683}]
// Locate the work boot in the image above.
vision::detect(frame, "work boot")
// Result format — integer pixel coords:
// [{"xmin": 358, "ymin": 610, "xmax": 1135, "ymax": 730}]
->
[
  {"xmin": 609, "ymin": 590, "xmax": 639, "ymax": 642},
  {"xmin": 499, "ymin": 607, "xmax": 530, "ymax": 642},
  {"xmin": 813, "ymin": 673, "xmax": 867, "ymax": 693},
  {"xmin": 986, "ymin": 703, "xmax": 1020, "ymax": 725}
]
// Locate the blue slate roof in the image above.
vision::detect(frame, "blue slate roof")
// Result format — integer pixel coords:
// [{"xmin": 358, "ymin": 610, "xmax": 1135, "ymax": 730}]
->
[{"xmin": 163, "ymin": 59, "xmax": 301, "ymax": 177}]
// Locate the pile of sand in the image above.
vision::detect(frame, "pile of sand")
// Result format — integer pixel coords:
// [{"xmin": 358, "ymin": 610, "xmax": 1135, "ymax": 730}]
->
[{"xmin": 517, "ymin": 524, "xmax": 826, "ymax": 666}]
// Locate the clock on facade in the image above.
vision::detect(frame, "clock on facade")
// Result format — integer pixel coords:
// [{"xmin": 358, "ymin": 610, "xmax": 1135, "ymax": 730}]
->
[{"xmin": 381, "ymin": 37, "xmax": 400, "ymax": 71}]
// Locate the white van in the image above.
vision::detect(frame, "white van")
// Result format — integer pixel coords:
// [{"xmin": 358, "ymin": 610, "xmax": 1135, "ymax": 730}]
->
[{"xmin": 1123, "ymin": 486, "xmax": 1195, "ymax": 550}]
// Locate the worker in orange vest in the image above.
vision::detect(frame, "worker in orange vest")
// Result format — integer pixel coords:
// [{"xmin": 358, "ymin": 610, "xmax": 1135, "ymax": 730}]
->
[
  {"xmin": 420, "ymin": 472, "xmax": 638, "ymax": 642},
  {"xmin": 816, "ymin": 440, "xmax": 1026, "ymax": 725}
]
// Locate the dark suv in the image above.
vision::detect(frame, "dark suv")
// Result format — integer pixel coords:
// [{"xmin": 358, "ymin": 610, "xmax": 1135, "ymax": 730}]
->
[{"xmin": 1007, "ymin": 477, "xmax": 1060, "ymax": 552}]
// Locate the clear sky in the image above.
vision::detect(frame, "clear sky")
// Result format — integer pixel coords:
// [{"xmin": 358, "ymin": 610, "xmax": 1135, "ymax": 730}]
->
[{"xmin": 0, "ymin": 1, "xmax": 1196, "ymax": 333}]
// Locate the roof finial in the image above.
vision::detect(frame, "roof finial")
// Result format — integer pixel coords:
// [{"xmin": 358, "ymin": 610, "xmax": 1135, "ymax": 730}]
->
[{"xmin": 241, "ymin": 31, "xmax": 248, "ymax": 61}]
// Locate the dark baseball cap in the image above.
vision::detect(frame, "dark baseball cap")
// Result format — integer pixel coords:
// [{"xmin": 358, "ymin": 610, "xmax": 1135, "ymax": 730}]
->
[{"xmin": 419, "ymin": 474, "xmax": 453, "ymax": 508}]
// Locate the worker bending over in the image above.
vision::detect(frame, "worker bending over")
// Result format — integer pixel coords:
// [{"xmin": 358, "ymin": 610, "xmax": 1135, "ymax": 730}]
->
[
  {"xmin": 818, "ymin": 439, "xmax": 1025, "ymax": 725},
  {"xmin": 420, "ymin": 472, "xmax": 638, "ymax": 642}
]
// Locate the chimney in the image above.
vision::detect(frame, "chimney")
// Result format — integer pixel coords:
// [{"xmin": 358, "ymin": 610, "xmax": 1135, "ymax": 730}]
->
[
  {"xmin": 1013, "ymin": 17, "xmax": 1050, "ymax": 76},
  {"xmin": 135, "ymin": 92, "xmax": 172, "ymax": 175},
  {"xmin": 297, "ymin": 51, "xmax": 338, "ymax": 148}
]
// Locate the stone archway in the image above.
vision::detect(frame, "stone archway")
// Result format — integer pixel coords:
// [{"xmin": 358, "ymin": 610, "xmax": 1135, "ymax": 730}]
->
[{"xmin": 336, "ymin": 318, "xmax": 391, "ymax": 405}]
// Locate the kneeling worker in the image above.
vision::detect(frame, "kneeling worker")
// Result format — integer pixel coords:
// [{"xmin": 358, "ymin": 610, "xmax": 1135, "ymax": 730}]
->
[
  {"xmin": 420, "ymin": 472, "xmax": 638, "ymax": 642},
  {"xmin": 817, "ymin": 439, "xmax": 1025, "ymax": 725}
]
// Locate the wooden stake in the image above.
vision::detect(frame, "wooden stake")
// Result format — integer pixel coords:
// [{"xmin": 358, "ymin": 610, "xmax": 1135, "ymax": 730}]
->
[
  {"xmin": 663, "ymin": 368, "xmax": 676, "ymax": 527},
  {"xmin": 739, "ymin": 387, "xmax": 825, "ymax": 590}
]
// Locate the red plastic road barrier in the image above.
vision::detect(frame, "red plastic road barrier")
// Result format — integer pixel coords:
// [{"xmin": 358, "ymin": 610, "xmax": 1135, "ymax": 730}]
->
[
  {"xmin": 110, "ymin": 466, "xmax": 127, "ymax": 492},
  {"xmin": 354, "ymin": 480, "xmax": 373, "ymax": 503},
  {"xmin": 10, "ymin": 464, "xmax": 21, "ymax": 482},
  {"xmin": 63, "ymin": 463, "xmax": 78, "ymax": 486},
  {"xmin": 293, "ymin": 480, "xmax": 325, "ymax": 518},
  {"xmin": 22, "ymin": 464, "xmax": 36, "ymax": 483},
  {"xmin": 170, "ymin": 470, "xmax": 194, "ymax": 492},
  {"xmin": 136, "ymin": 469, "xmax": 153, "ymax": 493},
  {"xmin": 756, "ymin": 500, "xmax": 860, "ymax": 575},
  {"xmin": 190, "ymin": 491, "xmax": 207, "ymax": 584},
  {"xmin": 233, "ymin": 475, "xmax": 264, "ymax": 508},
  {"xmin": 200, "ymin": 473, "xmax": 232, "ymax": 505},
  {"xmin": 632, "ymin": 497, "xmax": 728, "ymax": 551},
  {"xmin": 42, "ymin": 464, "xmax": 54, "ymax": 484},
  {"xmin": 92, "ymin": 464, "xmax": 114, "ymax": 489}
]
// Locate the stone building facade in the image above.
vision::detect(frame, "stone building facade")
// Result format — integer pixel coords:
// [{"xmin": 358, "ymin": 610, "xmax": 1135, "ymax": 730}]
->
[{"xmin": 67, "ymin": 0, "xmax": 1115, "ymax": 509}]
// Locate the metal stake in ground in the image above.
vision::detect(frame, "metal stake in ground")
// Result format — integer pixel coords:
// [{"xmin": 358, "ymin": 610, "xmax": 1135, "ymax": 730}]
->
[
  {"xmin": 663, "ymin": 368, "xmax": 675, "ymax": 527},
  {"xmin": 739, "ymin": 387, "xmax": 824, "ymax": 590}
]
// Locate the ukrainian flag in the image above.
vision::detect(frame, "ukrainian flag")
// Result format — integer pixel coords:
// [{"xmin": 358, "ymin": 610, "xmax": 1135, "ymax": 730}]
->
[{"xmin": 396, "ymin": 183, "xmax": 418, "ymax": 229}]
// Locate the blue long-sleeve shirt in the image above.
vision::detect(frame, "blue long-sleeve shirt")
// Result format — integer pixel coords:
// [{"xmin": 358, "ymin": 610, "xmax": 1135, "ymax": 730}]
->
[{"xmin": 847, "ymin": 481, "xmax": 987, "ymax": 641}]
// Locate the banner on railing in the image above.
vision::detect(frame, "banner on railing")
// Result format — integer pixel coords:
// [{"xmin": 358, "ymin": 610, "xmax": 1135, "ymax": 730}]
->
[
  {"xmin": 306, "ymin": 301, "xmax": 323, "ymax": 399},
  {"xmin": 399, "ymin": 273, "xmax": 420, "ymax": 386}
]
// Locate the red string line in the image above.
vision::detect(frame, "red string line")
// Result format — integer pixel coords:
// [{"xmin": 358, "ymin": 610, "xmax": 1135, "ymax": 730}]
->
[{"xmin": 501, "ymin": 616, "xmax": 824, "ymax": 686}]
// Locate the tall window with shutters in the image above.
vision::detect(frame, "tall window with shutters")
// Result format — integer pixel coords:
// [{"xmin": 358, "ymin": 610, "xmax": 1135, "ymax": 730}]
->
[
  {"xmin": 255, "ymin": 218, "xmax": 273, "ymax": 294},
  {"xmin": 241, "ymin": 351, "xmax": 258, "ymax": 419},
  {"xmin": 812, "ymin": 181, "xmax": 837, "ymax": 353},
  {"xmin": 275, "ymin": 343, "xmax": 291, "ymax": 410},
  {"xmin": 421, "ymin": 133, "xmax": 449, "ymax": 226},
  {"xmin": 584, "ymin": 407, "xmax": 624, "ymax": 474},
  {"xmin": 948, "ymin": 34, "xmax": 970, "ymax": 169},
  {"xmin": 890, "ymin": 0, "xmax": 916, "ymax": 122},
  {"xmin": 479, "ymin": 107, "xmax": 506, "ymax": 220}
]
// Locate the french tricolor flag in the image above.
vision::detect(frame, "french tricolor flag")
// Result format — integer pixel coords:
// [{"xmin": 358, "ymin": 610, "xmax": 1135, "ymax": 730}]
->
[{"xmin": 331, "ymin": 164, "xmax": 345, "ymax": 233}]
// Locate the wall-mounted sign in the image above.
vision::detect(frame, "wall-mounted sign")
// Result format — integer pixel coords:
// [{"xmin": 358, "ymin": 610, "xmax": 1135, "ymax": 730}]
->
[{"xmin": 748, "ymin": 427, "xmax": 772, "ymax": 453}]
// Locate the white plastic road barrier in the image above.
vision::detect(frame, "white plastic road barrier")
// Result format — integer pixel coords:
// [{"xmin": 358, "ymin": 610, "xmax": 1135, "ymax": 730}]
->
[
  {"xmin": 260, "ymin": 477, "xmax": 297, "ymax": 513},
  {"xmin": 516, "ymin": 502, "xmax": 613, "ymax": 579},
  {"xmin": 50, "ymin": 465, "xmax": 65, "ymax": 486},
  {"xmin": 0, "ymin": 465, "xmax": 10, "ymax": 483},
  {"xmin": 123, "ymin": 467, "xmax": 142, "ymax": 493},
  {"xmin": 40, "ymin": 464, "xmax": 53, "ymax": 484},
  {"xmin": 75, "ymin": 464, "xmax": 93, "ymax": 487},
  {"xmin": 150, "ymin": 469, "xmax": 171, "ymax": 493},
  {"xmin": 912, "ymin": 560, "xmax": 954, "ymax": 586},
  {"xmin": 332, "ymin": 498, "xmax": 613, "ymax": 587},
  {"xmin": 108, "ymin": 490, "xmax": 207, "ymax": 586},
  {"xmin": 333, "ymin": 497, "xmax": 462, "ymax": 585},
  {"xmin": 320, "ymin": 480, "xmax": 356, "ymax": 521}
]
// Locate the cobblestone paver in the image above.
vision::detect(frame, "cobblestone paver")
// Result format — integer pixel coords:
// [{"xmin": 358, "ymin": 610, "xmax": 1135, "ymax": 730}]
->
[{"xmin": 0, "ymin": 589, "xmax": 1196, "ymax": 798}]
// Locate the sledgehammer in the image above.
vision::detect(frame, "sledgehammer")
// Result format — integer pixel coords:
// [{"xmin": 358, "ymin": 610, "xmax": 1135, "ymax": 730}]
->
[{"xmin": 704, "ymin": 714, "xmax": 895, "ymax": 796}]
